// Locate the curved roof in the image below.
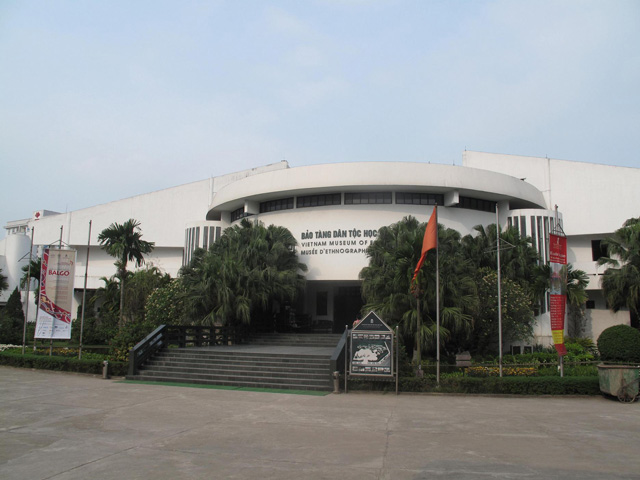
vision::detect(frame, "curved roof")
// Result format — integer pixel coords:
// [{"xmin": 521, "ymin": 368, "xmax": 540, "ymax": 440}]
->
[{"xmin": 207, "ymin": 162, "xmax": 546, "ymax": 217}]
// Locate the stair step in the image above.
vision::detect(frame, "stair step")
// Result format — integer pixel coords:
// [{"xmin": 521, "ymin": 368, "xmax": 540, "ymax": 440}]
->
[
  {"xmin": 141, "ymin": 365, "xmax": 330, "ymax": 378},
  {"xmin": 128, "ymin": 374, "xmax": 331, "ymax": 391},
  {"xmin": 127, "ymin": 333, "xmax": 340, "ymax": 391}
]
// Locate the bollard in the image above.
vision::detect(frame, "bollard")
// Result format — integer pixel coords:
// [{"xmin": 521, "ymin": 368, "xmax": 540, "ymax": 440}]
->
[
  {"xmin": 102, "ymin": 360, "xmax": 110, "ymax": 379},
  {"xmin": 333, "ymin": 371, "xmax": 341, "ymax": 394}
]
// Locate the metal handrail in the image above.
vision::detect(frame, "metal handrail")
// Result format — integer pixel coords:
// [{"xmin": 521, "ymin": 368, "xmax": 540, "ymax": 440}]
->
[
  {"xmin": 330, "ymin": 327, "xmax": 349, "ymax": 374},
  {"xmin": 128, "ymin": 325, "xmax": 167, "ymax": 376},
  {"xmin": 127, "ymin": 324, "xmax": 248, "ymax": 376}
]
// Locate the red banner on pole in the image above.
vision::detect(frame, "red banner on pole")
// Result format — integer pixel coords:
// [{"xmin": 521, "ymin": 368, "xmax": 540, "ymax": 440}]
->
[
  {"xmin": 549, "ymin": 234, "xmax": 567, "ymax": 264},
  {"xmin": 35, "ymin": 248, "xmax": 76, "ymax": 339},
  {"xmin": 549, "ymin": 234, "xmax": 567, "ymax": 356}
]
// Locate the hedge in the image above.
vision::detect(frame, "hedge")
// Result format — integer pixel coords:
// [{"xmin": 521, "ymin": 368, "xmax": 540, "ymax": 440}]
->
[
  {"xmin": 358, "ymin": 375, "xmax": 601, "ymax": 395},
  {"xmin": 0, "ymin": 351, "xmax": 127, "ymax": 376}
]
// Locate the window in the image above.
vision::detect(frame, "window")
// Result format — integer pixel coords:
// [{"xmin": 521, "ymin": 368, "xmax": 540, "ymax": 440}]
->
[
  {"xmin": 344, "ymin": 192, "xmax": 392, "ymax": 205},
  {"xmin": 586, "ymin": 300, "xmax": 596, "ymax": 309},
  {"xmin": 455, "ymin": 196, "xmax": 496, "ymax": 213},
  {"xmin": 230, "ymin": 207, "xmax": 245, "ymax": 222},
  {"xmin": 591, "ymin": 240, "xmax": 607, "ymax": 261},
  {"xmin": 530, "ymin": 217, "xmax": 537, "ymax": 252},
  {"xmin": 520, "ymin": 216, "xmax": 527, "ymax": 237},
  {"xmin": 260, "ymin": 197, "xmax": 294, "ymax": 213},
  {"xmin": 396, "ymin": 192, "xmax": 444, "ymax": 205},
  {"xmin": 297, "ymin": 193, "xmax": 341, "ymax": 208}
]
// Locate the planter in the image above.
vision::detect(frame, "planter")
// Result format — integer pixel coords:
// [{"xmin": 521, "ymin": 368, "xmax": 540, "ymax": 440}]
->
[{"xmin": 597, "ymin": 364, "xmax": 640, "ymax": 403}]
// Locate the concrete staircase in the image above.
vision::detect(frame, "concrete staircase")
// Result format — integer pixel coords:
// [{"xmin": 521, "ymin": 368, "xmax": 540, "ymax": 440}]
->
[
  {"xmin": 127, "ymin": 333, "xmax": 342, "ymax": 391},
  {"xmin": 249, "ymin": 332, "xmax": 342, "ymax": 348}
]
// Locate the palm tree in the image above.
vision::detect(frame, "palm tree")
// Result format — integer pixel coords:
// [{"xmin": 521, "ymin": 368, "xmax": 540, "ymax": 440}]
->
[
  {"xmin": 598, "ymin": 217, "xmax": 640, "ymax": 327},
  {"xmin": 462, "ymin": 224, "xmax": 540, "ymax": 288},
  {"xmin": 92, "ymin": 276, "xmax": 121, "ymax": 319},
  {"xmin": 360, "ymin": 216, "xmax": 477, "ymax": 360},
  {"xmin": 532, "ymin": 263, "xmax": 589, "ymax": 309},
  {"xmin": 180, "ymin": 219, "xmax": 306, "ymax": 331},
  {"xmin": 97, "ymin": 219, "xmax": 155, "ymax": 328}
]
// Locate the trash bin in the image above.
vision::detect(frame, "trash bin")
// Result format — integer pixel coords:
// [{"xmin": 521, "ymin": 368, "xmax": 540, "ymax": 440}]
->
[
  {"xmin": 333, "ymin": 371, "xmax": 341, "ymax": 394},
  {"xmin": 102, "ymin": 360, "xmax": 110, "ymax": 380},
  {"xmin": 597, "ymin": 364, "xmax": 639, "ymax": 403}
]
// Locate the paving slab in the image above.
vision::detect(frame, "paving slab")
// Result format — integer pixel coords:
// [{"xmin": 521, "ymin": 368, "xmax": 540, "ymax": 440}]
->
[{"xmin": 1, "ymin": 366, "xmax": 639, "ymax": 479}]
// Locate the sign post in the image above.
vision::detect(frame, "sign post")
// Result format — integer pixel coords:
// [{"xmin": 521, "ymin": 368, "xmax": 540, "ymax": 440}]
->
[{"xmin": 347, "ymin": 311, "xmax": 397, "ymax": 394}]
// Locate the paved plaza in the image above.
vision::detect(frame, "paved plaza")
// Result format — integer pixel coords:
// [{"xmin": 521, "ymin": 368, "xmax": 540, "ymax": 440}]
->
[{"xmin": 1, "ymin": 366, "xmax": 639, "ymax": 479}]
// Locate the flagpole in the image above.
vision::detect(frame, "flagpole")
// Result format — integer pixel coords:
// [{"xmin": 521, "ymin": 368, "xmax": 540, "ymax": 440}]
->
[
  {"xmin": 22, "ymin": 226, "xmax": 34, "ymax": 355},
  {"xmin": 416, "ymin": 294, "xmax": 421, "ymax": 371},
  {"xmin": 496, "ymin": 204, "xmax": 503, "ymax": 377},
  {"xmin": 78, "ymin": 220, "xmax": 92, "ymax": 360},
  {"xmin": 436, "ymin": 206, "xmax": 440, "ymax": 386},
  {"xmin": 411, "ymin": 206, "xmax": 438, "ymax": 381}
]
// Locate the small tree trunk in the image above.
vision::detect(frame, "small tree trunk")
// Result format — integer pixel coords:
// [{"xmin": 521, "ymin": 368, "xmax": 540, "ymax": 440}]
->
[{"xmin": 118, "ymin": 269, "xmax": 125, "ymax": 330}]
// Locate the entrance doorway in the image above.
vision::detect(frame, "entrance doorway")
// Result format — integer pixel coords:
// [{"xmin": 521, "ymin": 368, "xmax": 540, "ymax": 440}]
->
[{"xmin": 333, "ymin": 286, "xmax": 363, "ymax": 333}]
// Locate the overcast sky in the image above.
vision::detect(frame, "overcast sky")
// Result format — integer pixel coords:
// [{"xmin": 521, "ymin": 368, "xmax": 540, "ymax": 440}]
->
[{"xmin": 1, "ymin": 0, "xmax": 638, "ymax": 230}]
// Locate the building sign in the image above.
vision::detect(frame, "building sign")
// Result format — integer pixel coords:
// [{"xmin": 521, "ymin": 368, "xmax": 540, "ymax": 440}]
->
[
  {"xmin": 299, "ymin": 227, "xmax": 379, "ymax": 257},
  {"xmin": 35, "ymin": 248, "xmax": 77, "ymax": 339},
  {"xmin": 549, "ymin": 234, "xmax": 567, "ymax": 356},
  {"xmin": 350, "ymin": 311, "xmax": 394, "ymax": 376}
]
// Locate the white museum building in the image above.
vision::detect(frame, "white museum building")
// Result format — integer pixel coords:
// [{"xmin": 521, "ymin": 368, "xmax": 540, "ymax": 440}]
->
[{"xmin": 1, "ymin": 151, "xmax": 638, "ymax": 349}]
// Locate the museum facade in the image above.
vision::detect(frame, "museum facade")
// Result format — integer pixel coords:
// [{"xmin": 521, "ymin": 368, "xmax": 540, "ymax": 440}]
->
[{"xmin": 2, "ymin": 151, "xmax": 638, "ymax": 349}]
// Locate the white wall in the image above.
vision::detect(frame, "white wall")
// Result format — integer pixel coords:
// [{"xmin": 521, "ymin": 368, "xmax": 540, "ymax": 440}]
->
[
  {"xmin": 463, "ymin": 151, "xmax": 640, "ymax": 236},
  {"xmin": 0, "ymin": 233, "xmax": 30, "ymax": 304},
  {"xmin": 251, "ymin": 203, "xmax": 496, "ymax": 281}
]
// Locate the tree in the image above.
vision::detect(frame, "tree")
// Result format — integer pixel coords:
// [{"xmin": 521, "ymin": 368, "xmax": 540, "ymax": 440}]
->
[
  {"xmin": 462, "ymin": 224, "xmax": 540, "ymax": 289},
  {"xmin": 145, "ymin": 279, "xmax": 188, "ymax": 326},
  {"xmin": 0, "ymin": 288, "xmax": 25, "ymax": 344},
  {"xmin": 180, "ymin": 219, "xmax": 306, "ymax": 331},
  {"xmin": 97, "ymin": 219, "xmax": 155, "ymax": 328},
  {"xmin": 122, "ymin": 266, "xmax": 170, "ymax": 324},
  {"xmin": 20, "ymin": 257, "xmax": 42, "ymax": 306},
  {"xmin": 598, "ymin": 217, "xmax": 640, "ymax": 328},
  {"xmin": 360, "ymin": 216, "xmax": 477, "ymax": 360},
  {"xmin": 472, "ymin": 269, "xmax": 535, "ymax": 354},
  {"xmin": 0, "ymin": 268, "xmax": 8, "ymax": 295}
]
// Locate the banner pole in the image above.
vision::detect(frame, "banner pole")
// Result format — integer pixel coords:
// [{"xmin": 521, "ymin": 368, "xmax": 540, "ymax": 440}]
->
[
  {"xmin": 78, "ymin": 220, "xmax": 92, "ymax": 359},
  {"xmin": 50, "ymin": 227, "xmax": 64, "ymax": 356},
  {"xmin": 22, "ymin": 227, "xmax": 34, "ymax": 355},
  {"xmin": 344, "ymin": 325, "xmax": 348, "ymax": 394},
  {"xmin": 416, "ymin": 294, "xmax": 421, "ymax": 372},
  {"xmin": 395, "ymin": 326, "xmax": 399, "ymax": 395}
]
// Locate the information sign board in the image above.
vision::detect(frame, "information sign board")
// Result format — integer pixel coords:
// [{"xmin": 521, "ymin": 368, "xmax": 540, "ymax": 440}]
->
[{"xmin": 349, "ymin": 311, "xmax": 394, "ymax": 377}]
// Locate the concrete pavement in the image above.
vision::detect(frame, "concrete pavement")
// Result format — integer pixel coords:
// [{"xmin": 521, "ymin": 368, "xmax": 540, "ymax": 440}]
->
[{"xmin": 1, "ymin": 366, "xmax": 639, "ymax": 479}]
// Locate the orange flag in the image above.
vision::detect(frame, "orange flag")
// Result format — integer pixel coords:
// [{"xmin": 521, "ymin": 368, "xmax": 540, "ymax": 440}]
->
[{"xmin": 412, "ymin": 206, "xmax": 437, "ymax": 282}]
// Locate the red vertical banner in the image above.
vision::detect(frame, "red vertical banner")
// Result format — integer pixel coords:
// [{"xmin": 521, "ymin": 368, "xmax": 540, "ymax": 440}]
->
[{"xmin": 549, "ymin": 234, "xmax": 567, "ymax": 356}]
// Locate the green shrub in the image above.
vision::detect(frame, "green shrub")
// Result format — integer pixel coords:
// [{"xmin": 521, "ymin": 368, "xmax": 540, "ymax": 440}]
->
[
  {"xmin": 0, "ymin": 350, "xmax": 127, "ymax": 376},
  {"xmin": 71, "ymin": 315, "xmax": 118, "ymax": 346},
  {"xmin": 597, "ymin": 325, "xmax": 640, "ymax": 363},
  {"xmin": 353, "ymin": 375, "xmax": 599, "ymax": 395},
  {"xmin": 565, "ymin": 337, "xmax": 598, "ymax": 355},
  {"xmin": 442, "ymin": 376, "xmax": 599, "ymax": 395},
  {"xmin": 538, "ymin": 365, "xmax": 598, "ymax": 377}
]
